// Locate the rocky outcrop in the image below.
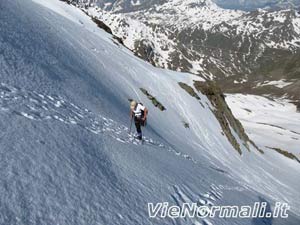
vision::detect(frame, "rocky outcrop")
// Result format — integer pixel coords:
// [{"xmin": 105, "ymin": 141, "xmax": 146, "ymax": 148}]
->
[
  {"xmin": 134, "ymin": 40, "xmax": 156, "ymax": 66},
  {"xmin": 178, "ymin": 82, "xmax": 201, "ymax": 100},
  {"xmin": 266, "ymin": 147, "xmax": 300, "ymax": 163},
  {"xmin": 140, "ymin": 88, "xmax": 166, "ymax": 111},
  {"xmin": 194, "ymin": 81, "xmax": 263, "ymax": 154},
  {"xmin": 91, "ymin": 17, "xmax": 113, "ymax": 34}
]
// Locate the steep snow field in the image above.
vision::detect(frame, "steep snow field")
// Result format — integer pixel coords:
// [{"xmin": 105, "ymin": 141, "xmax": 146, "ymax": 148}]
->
[
  {"xmin": 226, "ymin": 94, "xmax": 300, "ymax": 155},
  {"xmin": 0, "ymin": 0, "xmax": 299, "ymax": 224}
]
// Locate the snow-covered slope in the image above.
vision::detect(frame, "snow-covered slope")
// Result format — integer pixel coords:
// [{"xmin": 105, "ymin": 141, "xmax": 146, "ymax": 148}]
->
[
  {"xmin": 0, "ymin": 0, "xmax": 300, "ymax": 224},
  {"xmin": 226, "ymin": 94, "xmax": 300, "ymax": 156}
]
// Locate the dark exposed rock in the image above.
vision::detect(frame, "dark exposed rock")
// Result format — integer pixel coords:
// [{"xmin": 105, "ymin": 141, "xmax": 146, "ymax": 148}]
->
[
  {"xmin": 140, "ymin": 88, "xmax": 166, "ymax": 111},
  {"xmin": 178, "ymin": 82, "xmax": 201, "ymax": 100},
  {"xmin": 194, "ymin": 81, "xmax": 263, "ymax": 154},
  {"xmin": 266, "ymin": 147, "xmax": 300, "ymax": 163},
  {"xmin": 134, "ymin": 40, "xmax": 156, "ymax": 66},
  {"xmin": 113, "ymin": 36, "xmax": 124, "ymax": 45},
  {"xmin": 91, "ymin": 17, "xmax": 113, "ymax": 34},
  {"xmin": 59, "ymin": 0, "xmax": 71, "ymax": 4}
]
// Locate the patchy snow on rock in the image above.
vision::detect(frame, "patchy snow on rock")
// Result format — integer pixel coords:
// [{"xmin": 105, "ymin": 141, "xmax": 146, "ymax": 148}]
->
[
  {"xmin": 75, "ymin": 0, "xmax": 300, "ymax": 81},
  {"xmin": 256, "ymin": 79, "xmax": 294, "ymax": 88}
]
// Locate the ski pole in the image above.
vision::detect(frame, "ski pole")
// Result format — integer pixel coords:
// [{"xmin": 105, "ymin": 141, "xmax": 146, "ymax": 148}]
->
[{"xmin": 129, "ymin": 116, "xmax": 133, "ymax": 134}]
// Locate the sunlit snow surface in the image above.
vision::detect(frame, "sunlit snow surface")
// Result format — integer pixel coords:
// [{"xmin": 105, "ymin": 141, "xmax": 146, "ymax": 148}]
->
[
  {"xmin": 226, "ymin": 94, "xmax": 300, "ymax": 155},
  {"xmin": 0, "ymin": 0, "xmax": 299, "ymax": 224}
]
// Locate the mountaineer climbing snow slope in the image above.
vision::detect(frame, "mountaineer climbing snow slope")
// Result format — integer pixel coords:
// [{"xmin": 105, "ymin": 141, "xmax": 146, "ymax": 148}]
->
[{"xmin": 0, "ymin": 0, "xmax": 299, "ymax": 224}]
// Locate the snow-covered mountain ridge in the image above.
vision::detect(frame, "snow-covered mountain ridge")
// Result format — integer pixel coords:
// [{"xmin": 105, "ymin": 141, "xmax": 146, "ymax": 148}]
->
[
  {"xmin": 69, "ymin": 0, "xmax": 300, "ymax": 12},
  {"xmin": 71, "ymin": 0, "xmax": 300, "ymax": 101}
]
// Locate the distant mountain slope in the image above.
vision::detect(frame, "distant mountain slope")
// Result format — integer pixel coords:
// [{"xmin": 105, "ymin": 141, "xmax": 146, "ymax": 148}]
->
[
  {"xmin": 89, "ymin": 0, "xmax": 167, "ymax": 12},
  {"xmin": 77, "ymin": 0, "xmax": 300, "ymax": 101},
  {"xmin": 71, "ymin": 0, "xmax": 300, "ymax": 11},
  {"xmin": 213, "ymin": 0, "xmax": 300, "ymax": 11}
]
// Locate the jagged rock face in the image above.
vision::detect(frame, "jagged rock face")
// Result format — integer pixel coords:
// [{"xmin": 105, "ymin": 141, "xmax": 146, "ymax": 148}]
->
[
  {"xmin": 134, "ymin": 39, "xmax": 156, "ymax": 65},
  {"xmin": 193, "ymin": 81, "xmax": 262, "ymax": 154}
]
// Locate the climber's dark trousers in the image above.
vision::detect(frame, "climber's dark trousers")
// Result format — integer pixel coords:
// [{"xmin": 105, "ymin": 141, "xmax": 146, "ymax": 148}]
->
[{"xmin": 134, "ymin": 117, "xmax": 142, "ymax": 138}]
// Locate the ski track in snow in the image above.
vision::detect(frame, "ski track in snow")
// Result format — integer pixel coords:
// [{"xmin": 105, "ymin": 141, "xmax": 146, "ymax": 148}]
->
[{"xmin": 0, "ymin": 82, "xmax": 201, "ymax": 166}]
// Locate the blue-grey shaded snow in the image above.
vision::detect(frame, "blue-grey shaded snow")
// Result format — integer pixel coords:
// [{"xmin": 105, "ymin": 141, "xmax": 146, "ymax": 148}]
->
[{"xmin": 0, "ymin": 0, "xmax": 299, "ymax": 225}]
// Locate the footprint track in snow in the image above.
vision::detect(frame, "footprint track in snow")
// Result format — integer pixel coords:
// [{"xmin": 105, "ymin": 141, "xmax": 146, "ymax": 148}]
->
[
  {"xmin": 170, "ymin": 184, "xmax": 225, "ymax": 225},
  {"xmin": 1, "ymin": 83, "xmax": 243, "ymax": 225},
  {"xmin": 0, "ymin": 83, "xmax": 200, "ymax": 165}
]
